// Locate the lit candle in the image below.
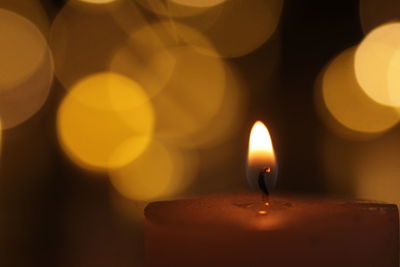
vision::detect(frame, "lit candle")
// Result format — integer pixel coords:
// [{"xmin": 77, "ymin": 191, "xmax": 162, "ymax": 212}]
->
[
  {"xmin": 246, "ymin": 121, "xmax": 277, "ymax": 195},
  {"xmin": 145, "ymin": 121, "xmax": 399, "ymax": 267}
]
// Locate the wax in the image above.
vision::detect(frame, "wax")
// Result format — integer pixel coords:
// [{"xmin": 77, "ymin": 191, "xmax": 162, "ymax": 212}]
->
[{"xmin": 145, "ymin": 193, "xmax": 398, "ymax": 267}]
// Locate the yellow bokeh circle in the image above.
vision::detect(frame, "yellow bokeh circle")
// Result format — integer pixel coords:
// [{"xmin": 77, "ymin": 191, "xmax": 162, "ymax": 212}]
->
[
  {"xmin": 355, "ymin": 23, "xmax": 400, "ymax": 107},
  {"xmin": 0, "ymin": 8, "xmax": 53, "ymax": 129},
  {"xmin": 170, "ymin": 0, "xmax": 226, "ymax": 8},
  {"xmin": 173, "ymin": 0, "xmax": 283, "ymax": 58},
  {"xmin": 110, "ymin": 141, "xmax": 195, "ymax": 201},
  {"xmin": 321, "ymin": 47, "xmax": 399, "ymax": 134},
  {"xmin": 57, "ymin": 72, "xmax": 154, "ymax": 171}
]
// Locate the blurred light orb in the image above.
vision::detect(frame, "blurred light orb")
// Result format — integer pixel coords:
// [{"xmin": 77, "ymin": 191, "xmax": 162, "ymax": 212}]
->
[
  {"xmin": 57, "ymin": 72, "xmax": 154, "ymax": 171},
  {"xmin": 136, "ymin": 0, "xmax": 209, "ymax": 18},
  {"xmin": 0, "ymin": 9, "xmax": 53, "ymax": 129},
  {"xmin": 50, "ymin": 2, "xmax": 132, "ymax": 89},
  {"xmin": 76, "ymin": 0, "xmax": 116, "ymax": 4},
  {"xmin": 354, "ymin": 23, "xmax": 400, "ymax": 107},
  {"xmin": 359, "ymin": 0, "xmax": 400, "ymax": 34},
  {"xmin": 387, "ymin": 49, "xmax": 400, "ymax": 107},
  {"xmin": 153, "ymin": 46, "xmax": 226, "ymax": 139},
  {"xmin": 0, "ymin": 0, "xmax": 49, "ymax": 35},
  {"xmin": 170, "ymin": 0, "xmax": 225, "ymax": 8},
  {"xmin": 176, "ymin": 65, "xmax": 246, "ymax": 148},
  {"xmin": 173, "ymin": 0, "xmax": 283, "ymax": 57},
  {"xmin": 0, "ymin": 9, "xmax": 47, "ymax": 89},
  {"xmin": 321, "ymin": 47, "xmax": 399, "ymax": 134},
  {"xmin": 110, "ymin": 141, "xmax": 191, "ymax": 201},
  {"xmin": 109, "ymin": 23, "xmax": 176, "ymax": 98}
]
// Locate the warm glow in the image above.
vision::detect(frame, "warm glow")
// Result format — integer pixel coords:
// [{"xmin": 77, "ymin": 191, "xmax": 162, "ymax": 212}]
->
[{"xmin": 247, "ymin": 121, "xmax": 277, "ymax": 190}]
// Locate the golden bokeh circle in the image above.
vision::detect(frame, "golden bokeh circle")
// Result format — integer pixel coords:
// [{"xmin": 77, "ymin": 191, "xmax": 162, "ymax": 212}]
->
[
  {"xmin": 0, "ymin": 9, "xmax": 53, "ymax": 129},
  {"xmin": 354, "ymin": 23, "xmax": 400, "ymax": 107},
  {"xmin": 109, "ymin": 23, "xmax": 176, "ymax": 98},
  {"xmin": 57, "ymin": 72, "xmax": 154, "ymax": 171},
  {"xmin": 50, "ymin": 1, "xmax": 130, "ymax": 89},
  {"xmin": 321, "ymin": 47, "xmax": 399, "ymax": 134},
  {"xmin": 110, "ymin": 140, "xmax": 196, "ymax": 201},
  {"xmin": 173, "ymin": 0, "xmax": 283, "ymax": 58}
]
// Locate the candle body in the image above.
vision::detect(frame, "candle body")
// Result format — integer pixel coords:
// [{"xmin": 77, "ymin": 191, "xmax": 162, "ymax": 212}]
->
[{"xmin": 145, "ymin": 194, "xmax": 398, "ymax": 267}]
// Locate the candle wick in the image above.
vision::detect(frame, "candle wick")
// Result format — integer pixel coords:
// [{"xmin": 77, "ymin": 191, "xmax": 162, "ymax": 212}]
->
[{"xmin": 258, "ymin": 167, "xmax": 270, "ymax": 197}]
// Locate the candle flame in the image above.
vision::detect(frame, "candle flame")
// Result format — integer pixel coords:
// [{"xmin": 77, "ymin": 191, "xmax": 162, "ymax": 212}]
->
[
  {"xmin": 248, "ymin": 121, "xmax": 275, "ymax": 165},
  {"xmin": 246, "ymin": 121, "xmax": 277, "ymax": 191}
]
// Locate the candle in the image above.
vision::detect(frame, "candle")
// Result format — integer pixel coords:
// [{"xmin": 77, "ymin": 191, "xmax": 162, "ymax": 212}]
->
[{"xmin": 144, "ymin": 121, "xmax": 399, "ymax": 267}]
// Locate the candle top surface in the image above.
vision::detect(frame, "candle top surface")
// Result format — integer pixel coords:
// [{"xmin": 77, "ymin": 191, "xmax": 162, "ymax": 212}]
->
[{"xmin": 145, "ymin": 193, "xmax": 398, "ymax": 231}]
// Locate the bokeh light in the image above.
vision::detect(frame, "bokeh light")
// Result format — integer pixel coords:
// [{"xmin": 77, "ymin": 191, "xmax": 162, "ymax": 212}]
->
[
  {"xmin": 152, "ymin": 45, "xmax": 226, "ymax": 140},
  {"xmin": 354, "ymin": 23, "xmax": 400, "ymax": 107},
  {"xmin": 57, "ymin": 72, "xmax": 154, "ymax": 171},
  {"xmin": 175, "ymin": 65, "xmax": 246, "ymax": 148},
  {"xmin": 318, "ymin": 47, "xmax": 399, "ymax": 136},
  {"xmin": 170, "ymin": 0, "xmax": 225, "ymax": 8},
  {"xmin": 135, "ymin": 0, "xmax": 213, "ymax": 18},
  {"xmin": 109, "ymin": 22, "xmax": 176, "ymax": 98},
  {"xmin": 50, "ymin": 1, "xmax": 141, "ymax": 89},
  {"xmin": 386, "ymin": 49, "xmax": 400, "ymax": 107},
  {"xmin": 0, "ymin": 9, "xmax": 53, "ymax": 129},
  {"xmin": 110, "ymin": 140, "xmax": 197, "ymax": 201},
  {"xmin": 359, "ymin": 0, "xmax": 400, "ymax": 34},
  {"xmin": 0, "ymin": 0, "xmax": 49, "ymax": 35},
  {"xmin": 76, "ymin": 0, "xmax": 117, "ymax": 4},
  {"xmin": 172, "ymin": 0, "xmax": 283, "ymax": 57}
]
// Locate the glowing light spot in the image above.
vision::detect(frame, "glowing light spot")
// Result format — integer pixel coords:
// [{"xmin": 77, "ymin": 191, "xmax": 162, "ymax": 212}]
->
[
  {"xmin": 50, "ymin": 1, "xmax": 144, "ymax": 89},
  {"xmin": 0, "ymin": 9, "xmax": 53, "ymax": 129},
  {"xmin": 57, "ymin": 72, "xmax": 154, "ymax": 171},
  {"xmin": 321, "ymin": 47, "xmax": 399, "ymax": 135},
  {"xmin": 0, "ymin": 0, "xmax": 49, "ymax": 35},
  {"xmin": 174, "ymin": 65, "xmax": 245, "ymax": 148},
  {"xmin": 109, "ymin": 23, "xmax": 176, "ymax": 98},
  {"xmin": 387, "ymin": 49, "xmax": 400, "ymax": 106},
  {"xmin": 153, "ymin": 45, "xmax": 226, "ymax": 139},
  {"xmin": 173, "ymin": 0, "xmax": 283, "ymax": 57},
  {"xmin": 77, "ymin": 0, "xmax": 116, "ymax": 4},
  {"xmin": 355, "ymin": 23, "xmax": 400, "ymax": 106},
  {"xmin": 170, "ymin": 0, "xmax": 225, "ymax": 8},
  {"xmin": 110, "ymin": 141, "xmax": 195, "ymax": 201},
  {"xmin": 136, "ymin": 0, "xmax": 210, "ymax": 18},
  {"xmin": 258, "ymin": 210, "xmax": 267, "ymax": 215}
]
